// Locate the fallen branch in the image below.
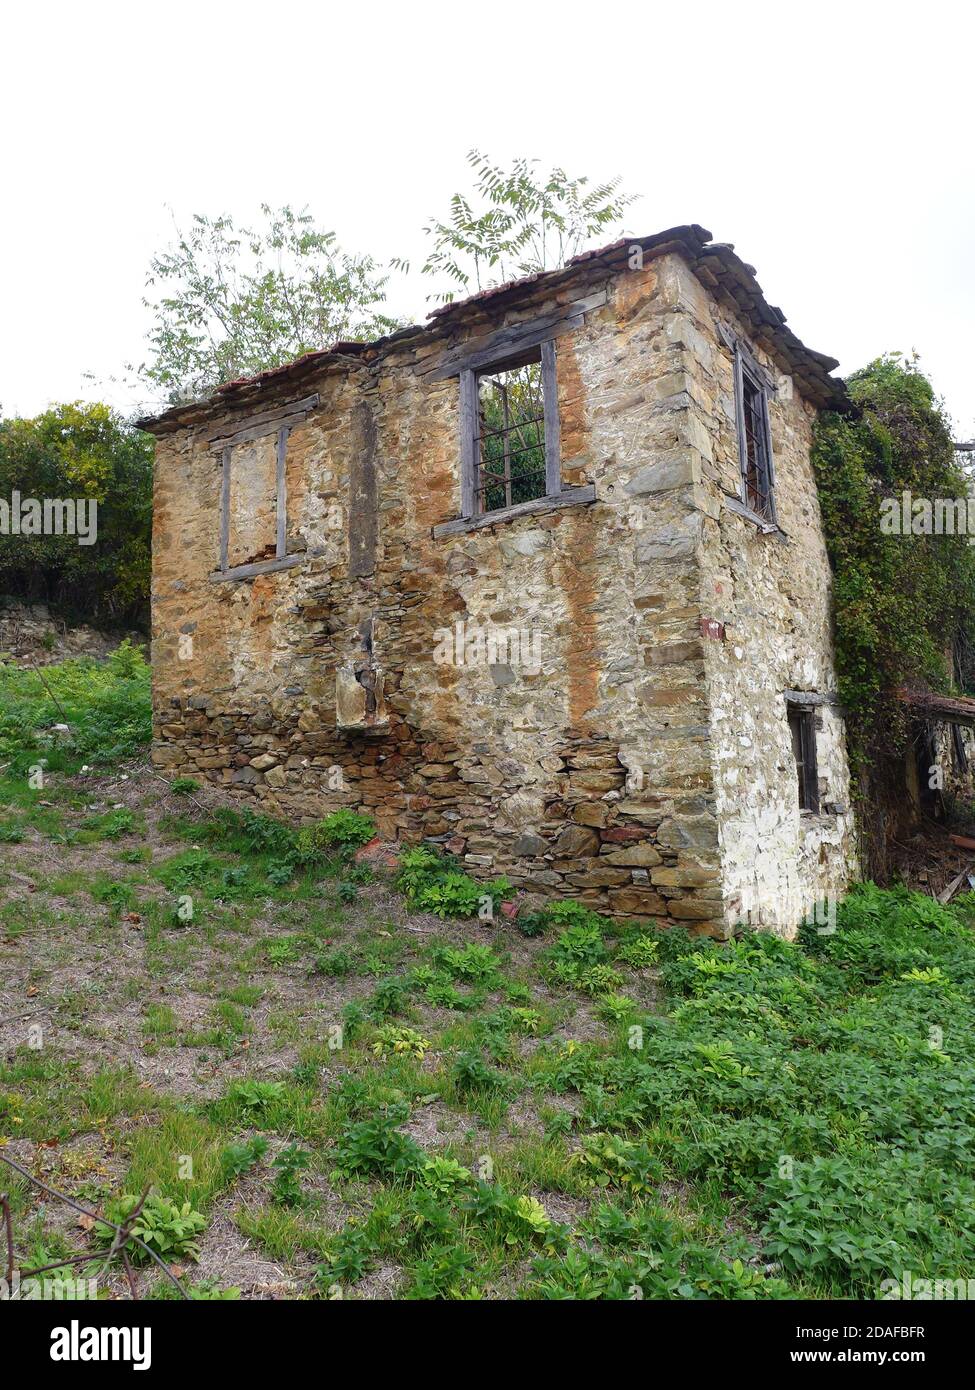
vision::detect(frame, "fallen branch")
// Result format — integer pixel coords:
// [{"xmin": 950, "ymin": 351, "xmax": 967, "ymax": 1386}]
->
[
  {"xmin": 0, "ymin": 1151, "xmax": 189, "ymax": 1299},
  {"xmin": 26, "ymin": 659, "xmax": 70, "ymax": 725},
  {"xmin": 0, "ymin": 1006, "xmax": 52, "ymax": 1028}
]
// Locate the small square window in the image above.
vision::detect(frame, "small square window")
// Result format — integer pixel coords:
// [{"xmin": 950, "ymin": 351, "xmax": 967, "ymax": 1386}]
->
[
  {"xmin": 475, "ymin": 353, "xmax": 546, "ymax": 514},
  {"xmin": 787, "ymin": 703, "xmax": 819, "ymax": 813}
]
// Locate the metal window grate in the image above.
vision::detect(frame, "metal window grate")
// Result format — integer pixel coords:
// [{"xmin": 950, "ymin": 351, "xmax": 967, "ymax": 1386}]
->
[
  {"xmin": 741, "ymin": 372, "xmax": 774, "ymax": 520},
  {"xmin": 474, "ymin": 357, "xmax": 547, "ymax": 515}
]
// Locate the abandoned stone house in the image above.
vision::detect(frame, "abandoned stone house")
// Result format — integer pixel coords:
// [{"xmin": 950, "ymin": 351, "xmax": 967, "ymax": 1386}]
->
[{"xmin": 141, "ymin": 222, "xmax": 862, "ymax": 939}]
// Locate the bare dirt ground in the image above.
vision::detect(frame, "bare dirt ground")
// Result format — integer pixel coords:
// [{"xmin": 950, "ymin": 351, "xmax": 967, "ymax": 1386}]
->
[{"xmin": 1, "ymin": 758, "xmax": 681, "ymax": 1299}]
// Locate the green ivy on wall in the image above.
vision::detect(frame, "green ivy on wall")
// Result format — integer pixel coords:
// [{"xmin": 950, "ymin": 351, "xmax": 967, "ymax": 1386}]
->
[{"xmin": 812, "ymin": 354, "xmax": 975, "ymax": 780}]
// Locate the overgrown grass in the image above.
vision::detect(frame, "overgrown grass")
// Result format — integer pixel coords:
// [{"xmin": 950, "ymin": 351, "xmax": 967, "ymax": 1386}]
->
[
  {"xmin": 0, "ymin": 640, "xmax": 151, "ymax": 775},
  {"xmin": 4, "ymin": 651, "xmax": 975, "ymax": 1299}
]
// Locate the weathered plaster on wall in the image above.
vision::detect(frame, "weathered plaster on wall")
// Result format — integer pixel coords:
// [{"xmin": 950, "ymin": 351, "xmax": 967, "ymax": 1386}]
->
[{"xmin": 149, "ymin": 246, "xmax": 854, "ymax": 936}]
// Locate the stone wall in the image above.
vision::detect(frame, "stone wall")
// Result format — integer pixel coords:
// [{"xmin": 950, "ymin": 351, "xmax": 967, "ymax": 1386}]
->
[
  {"xmin": 658, "ymin": 260, "xmax": 857, "ymax": 935},
  {"xmin": 148, "ymin": 236, "xmax": 853, "ymax": 936}
]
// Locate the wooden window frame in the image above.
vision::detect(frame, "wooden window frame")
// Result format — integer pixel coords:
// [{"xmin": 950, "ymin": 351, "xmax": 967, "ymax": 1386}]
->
[
  {"xmin": 718, "ymin": 323, "xmax": 779, "ymax": 531},
  {"xmin": 208, "ymin": 395, "xmax": 317, "ymax": 583},
  {"xmin": 734, "ymin": 347, "xmax": 777, "ymax": 525},
  {"xmin": 787, "ymin": 700, "xmax": 820, "ymax": 814},
  {"xmin": 433, "ymin": 329, "xmax": 594, "ymax": 539}
]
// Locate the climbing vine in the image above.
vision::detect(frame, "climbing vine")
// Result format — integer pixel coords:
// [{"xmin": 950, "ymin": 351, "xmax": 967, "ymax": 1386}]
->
[{"xmin": 812, "ymin": 354, "xmax": 975, "ymax": 781}]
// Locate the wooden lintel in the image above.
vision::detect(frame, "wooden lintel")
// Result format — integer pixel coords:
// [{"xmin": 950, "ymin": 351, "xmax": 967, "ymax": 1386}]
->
[
  {"xmin": 209, "ymin": 554, "xmax": 304, "ymax": 583},
  {"xmin": 424, "ymin": 297, "xmax": 601, "ymax": 382},
  {"xmin": 207, "ymin": 394, "xmax": 319, "ymax": 449}
]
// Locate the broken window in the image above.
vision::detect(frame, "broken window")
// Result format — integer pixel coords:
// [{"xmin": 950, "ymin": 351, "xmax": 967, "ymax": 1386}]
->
[
  {"xmin": 787, "ymin": 703, "xmax": 819, "ymax": 813},
  {"xmin": 225, "ymin": 433, "xmax": 280, "ymax": 568},
  {"xmin": 459, "ymin": 337, "xmax": 561, "ymax": 520},
  {"xmin": 475, "ymin": 355, "xmax": 547, "ymax": 513},
  {"xmin": 209, "ymin": 395, "xmax": 317, "ymax": 582}
]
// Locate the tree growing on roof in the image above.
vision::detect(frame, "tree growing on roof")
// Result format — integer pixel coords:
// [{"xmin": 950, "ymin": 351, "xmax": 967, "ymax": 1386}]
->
[
  {"xmin": 403, "ymin": 149, "xmax": 638, "ymax": 303},
  {"xmin": 134, "ymin": 205, "xmax": 397, "ymax": 405}
]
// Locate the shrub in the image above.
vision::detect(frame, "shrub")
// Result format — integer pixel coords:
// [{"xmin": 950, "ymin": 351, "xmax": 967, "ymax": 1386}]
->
[
  {"xmin": 95, "ymin": 1193, "xmax": 207, "ymax": 1263},
  {"xmin": 420, "ymin": 1156, "xmax": 473, "ymax": 1197},
  {"xmin": 219, "ymin": 1137, "xmax": 269, "ymax": 1181},
  {"xmin": 0, "ymin": 402, "xmax": 153, "ymax": 623},
  {"xmin": 169, "ymin": 777, "xmax": 201, "ymax": 795},
  {"xmin": 0, "ymin": 648, "xmax": 151, "ymax": 775},
  {"xmin": 395, "ymin": 844, "xmax": 511, "ymax": 919},
  {"xmin": 332, "ymin": 1104, "xmax": 425, "ymax": 1182},
  {"xmin": 545, "ymin": 921, "xmax": 608, "ymax": 985},
  {"xmin": 223, "ymin": 1080, "xmax": 285, "ymax": 1117},
  {"xmin": 452, "ymin": 1051, "xmax": 506, "ymax": 1094},
  {"xmin": 297, "ymin": 810, "xmax": 376, "ymax": 855},
  {"xmin": 271, "ymin": 1144, "xmax": 311, "ymax": 1206},
  {"xmin": 372, "ymin": 1025, "xmax": 431, "ymax": 1061},
  {"xmin": 574, "ymin": 1132, "xmax": 662, "ymax": 1194},
  {"xmin": 615, "ymin": 933, "xmax": 660, "ymax": 969}
]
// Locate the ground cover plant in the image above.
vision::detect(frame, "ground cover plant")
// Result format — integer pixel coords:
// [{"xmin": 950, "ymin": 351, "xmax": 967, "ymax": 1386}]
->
[{"xmin": 2, "ymin": 651, "xmax": 975, "ymax": 1298}]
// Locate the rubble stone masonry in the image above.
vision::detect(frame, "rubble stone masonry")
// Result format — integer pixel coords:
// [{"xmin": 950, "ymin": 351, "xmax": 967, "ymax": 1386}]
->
[{"xmin": 145, "ymin": 227, "xmax": 856, "ymax": 938}]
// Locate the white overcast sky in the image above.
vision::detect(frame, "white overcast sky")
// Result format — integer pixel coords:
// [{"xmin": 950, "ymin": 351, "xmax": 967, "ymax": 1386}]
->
[{"xmin": 1, "ymin": 1, "xmax": 972, "ymax": 436}]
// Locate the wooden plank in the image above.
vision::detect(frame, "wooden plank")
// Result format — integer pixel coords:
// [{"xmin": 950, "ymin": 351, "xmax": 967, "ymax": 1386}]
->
[
  {"xmin": 459, "ymin": 369, "xmax": 477, "ymax": 518},
  {"xmin": 275, "ymin": 426, "xmax": 289, "ymax": 558},
  {"xmin": 733, "ymin": 347, "xmax": 749, "ymax": 507},
  {"xmin": 432, "ymin": 484, "xmax": 595, "ymax": 539},
  {"xmin": 759, "ymin": 383, "xmax": 778, "ymax": 525},
  {"xmin": 541, "ymin": 338, "xmax": 561, "ymax": 496},
  {"xmin": 206, "ymin": 393, "xmax": 319, "ymax": 446},
  {"xmin": 209, "ymin": 553, "xmax": 304, "ymax": 583},
  {"xmin": 949, "ymin": 834, "xmax": 975, "ymax": 851},
  {"xmin": 500, "ymin": 381, "xmax": 512, "ymax": 509},
  {"xmin": 801, "ymin": 709, "xmax": 819, "ymax": 814},
  {"xmin": 939, "ymin": 863, "xmax": 975, "ymax": 904},
  {"xmin": 208, "ymin": 415, "xmax": 311, "ymax": 452},
  {"xmin": 426, "ymin": 309, "xmax": 586, "ymax": 382},
  {"xmin": 722, "ymin": 492, "xmax": 786, "ymax": 538},
  {"xmin": 348, "ymin": 399, "xmax": 379, "ymax": 578},
  {"xmin": 219, "ymin": 447, "xmax": 231, "ymax": 572}
]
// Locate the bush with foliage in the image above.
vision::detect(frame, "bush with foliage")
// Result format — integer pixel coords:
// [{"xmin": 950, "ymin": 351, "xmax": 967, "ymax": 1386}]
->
[
  {"xmin": 812, "ymin": 354, "xmax": 975, "ymax": 780},
  {"xmin": 295, "ymin": 808, "xmax": 377, "ymax": 856},
  {"xmin": 0, "ymin": 641, "xmax": 151, "ymax": 775},
  {"xmin": 0, "ymin": 402, "xmax": 152, "ymax": 623},
  {"xmin": 95, "ymin": 1193, "xmax": 207, "ymax": 1264},
  {"xmin": 394, "ymin": 844, "xmax": 511, "ymax": 920},
  {"xmin": 137, "ymin": 205, "xmax": 397, "ymax": 404},
  {"xmin": 412, "ymin": 149, "xmax": 636, "ymax": 302}
]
